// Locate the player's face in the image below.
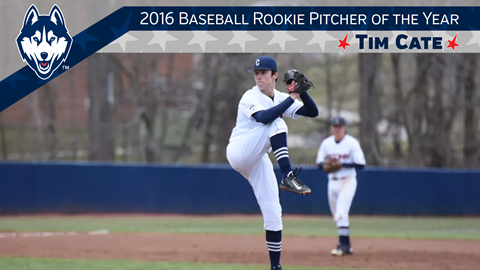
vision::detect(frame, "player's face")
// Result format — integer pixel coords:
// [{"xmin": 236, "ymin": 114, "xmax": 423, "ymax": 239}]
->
[
  {"xmin": 332, "ymin": 125, "xmax": 346, "ymax": 137},
  {"xmin": 254, "ymin": 69, "xmax": 277, "ymax": 91}
]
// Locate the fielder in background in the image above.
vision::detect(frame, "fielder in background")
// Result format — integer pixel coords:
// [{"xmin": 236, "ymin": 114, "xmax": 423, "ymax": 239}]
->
[
  {"xmin": 316, "ymin": 117, "xmax": 366, "ymax": 256},
  {"xmin": 227, "ymin": 56, "xmax": 319, "ymax": 270}
]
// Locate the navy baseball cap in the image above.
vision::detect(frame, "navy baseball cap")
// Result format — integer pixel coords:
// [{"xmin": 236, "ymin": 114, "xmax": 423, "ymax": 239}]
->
[
  {"xmin": 248, "ymin": 56, "xmax": 277, "ymax": 73},
  {"xmin": 331, "ymin": 116, "xmax": 346, "ymax": 126}
]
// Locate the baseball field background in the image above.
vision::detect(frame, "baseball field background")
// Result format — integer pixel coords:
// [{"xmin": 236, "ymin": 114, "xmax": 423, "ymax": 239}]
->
[
  {"xmin": 1, "ymin": 214, "xmax": 480, "ymax": 270},
  {"xmin": 2, "ymin": 0, "xmax": 480, "ymax": 269},
  {"xmin": 1, "ymin": 162, "xmax": 480, "ymax": 270}
]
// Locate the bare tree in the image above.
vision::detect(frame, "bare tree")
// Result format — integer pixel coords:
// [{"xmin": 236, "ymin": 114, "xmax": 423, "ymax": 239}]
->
[
  {"xmin": 426, "ymin": 55, "xmax": 449, "ymax": 167},
  {"xmin": 200, "ymin": 54, "xmax": 221, "ymax": 163},
  {"xmin": 408, "ymin": 54, "xmax": 431, "ymax": 165},
  {"xmin": 157, "ymin": 54, "xmax": 175, "ymax": 163},
  {"xmin": 172, "ymin": 101, "xmax": 200, "ymax": 163},
  {"xmin": 87, "ymin": 53, "xmax": 115, "ymax": 161},
  {"xmin": 324, "ymin": 54, "xmax": 333, "ymax": 133},
  {"xmin": 29, "ymin": 91, "xmax": 47, "ymax": 159},
  {"xmin": 39, "ymin": 84, "xmax": 58, "ymax": 160},
  {"xmin": 114, "ymin": 64, "xmax": 135, "ymax": 162},
  {"xmin": 334, "ymin": 56, "xmax": 355, "ymax": 115},
  {"xmin": 67, "ymin": 67, "xmax": 80, "ymax": 160},
  {"xmin": 358, "ymin": 54, "xmax": 383, "ymax": 165},
  {"xmin": 463, "ymin": 54, "xmax": 479, "ymax": 168},
  {"xmin": 173, "ymin": 54, "xmax": 214, "ymax": 163},
  {"xmin": 138, "ymin": 53, "xmax": 160, "ymax": 163},
  {"xmin": 110, "ymin": 54, "xmax": 156, "ymax": 162},
  {"xmin": 390, "ymin": 54, "xmax": 407, "ymax": 158},
  {"xmin": 86, "ymin": 1, "xmax": 115, "ymax": 161}
]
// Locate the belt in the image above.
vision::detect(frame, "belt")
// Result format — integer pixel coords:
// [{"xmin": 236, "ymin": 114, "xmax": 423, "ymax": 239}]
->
[{"xmin": 331, "ymin": 176, "xmax": 348, "ymax": 180}]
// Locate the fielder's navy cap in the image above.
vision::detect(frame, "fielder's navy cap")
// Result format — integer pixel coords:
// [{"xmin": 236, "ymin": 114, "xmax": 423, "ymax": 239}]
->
[
  {"xmin": 331, "ymin": 116, "xmax": 346, "ymax": 126},
  {"xmin": 248, "ymin": 56, "xmax": 277, "ymax": 73}
]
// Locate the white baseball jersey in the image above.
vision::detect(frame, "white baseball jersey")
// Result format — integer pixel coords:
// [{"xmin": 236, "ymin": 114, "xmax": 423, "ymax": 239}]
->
[
  {"xmin": 229, "ymin": 85, "xmax": 303, "ymax": 142},
  {"xmin": 316, "ymin": 134, "xmax": 366, "ymax": 180}
]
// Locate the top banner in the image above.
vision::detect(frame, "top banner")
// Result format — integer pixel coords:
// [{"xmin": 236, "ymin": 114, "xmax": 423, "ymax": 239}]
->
[
  {"xmin": 1, "ymin": 5, "xmax": 480, "ymax": 113},
  {"xmin": 127, "ymin": 6, "xmax": 476, "ymax": 31}
]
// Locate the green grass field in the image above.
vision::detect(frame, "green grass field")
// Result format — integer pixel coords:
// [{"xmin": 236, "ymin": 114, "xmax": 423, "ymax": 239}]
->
[
  {"xmin": 1, "ymin": 215, "xmax": 479, "ymax": 270},
  {"xmin": 1, "ymin": 215, "xmax": 479, "ymax": 240},
  {"xmin": 0, "ymin": 257, "xmax": 378, "ymax": 270}
]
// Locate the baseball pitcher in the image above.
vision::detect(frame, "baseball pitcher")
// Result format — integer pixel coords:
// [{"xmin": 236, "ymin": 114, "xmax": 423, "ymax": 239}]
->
[
  {"xmin": 227, "ymin": 56, "xmax": 319, "ymax": 270},
  {"xmin": 316, "ymin": 117, "xmax": 366, "ymax": 256}
]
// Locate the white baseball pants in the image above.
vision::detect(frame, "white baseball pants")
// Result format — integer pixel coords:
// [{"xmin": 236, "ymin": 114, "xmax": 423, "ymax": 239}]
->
[
  {"xmin": 226, "ymin": 118, "xmax": 288, "ymax": 231},
  {"xmin": 328, "ymin": 177, "xmax": 357, "ymax": 227}
]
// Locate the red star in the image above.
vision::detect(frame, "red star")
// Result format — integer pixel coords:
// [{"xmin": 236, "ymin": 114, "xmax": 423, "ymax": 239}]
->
[
  {"xmin": 447, "ymin": 33, "xmax": 460, "ymax": 51},
  {"xmin": 338, "ymin": 32, "xmax": 351, "ymax": 51}
]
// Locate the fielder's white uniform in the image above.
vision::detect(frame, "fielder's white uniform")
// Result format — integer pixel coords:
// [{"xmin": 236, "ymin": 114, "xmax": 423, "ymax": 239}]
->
[
  {"xmin": 316, "ymin": 134, "xmax": 366, "ymax": 227},
  {"xmin": 227, "ymin": 85, "xmax": 303, "ymax": 231}
]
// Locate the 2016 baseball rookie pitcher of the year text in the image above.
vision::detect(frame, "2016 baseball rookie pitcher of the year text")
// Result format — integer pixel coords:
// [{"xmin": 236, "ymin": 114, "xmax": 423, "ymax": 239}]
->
[
  {"xmin": 226, "ymin": 56, "xmax": 319, "ymax": 270},
  {"xmin": 317, "ymin": 117, "xmax": 366, "ymax": 256}
]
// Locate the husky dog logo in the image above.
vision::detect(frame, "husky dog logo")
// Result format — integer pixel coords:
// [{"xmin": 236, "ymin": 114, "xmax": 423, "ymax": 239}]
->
[{"xmin": 16, "ymin": 4, "xmax": 72, "ymax": 80}]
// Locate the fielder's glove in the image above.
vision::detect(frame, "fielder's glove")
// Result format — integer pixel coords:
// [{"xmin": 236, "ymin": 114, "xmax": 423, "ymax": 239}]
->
[
  {"xmin": 323, "ymin": 156, "xmax": 342, "ymax": 173},
  {"xmin": 283, "ymin": 69, "xmax": 314, "ymax": 94}
]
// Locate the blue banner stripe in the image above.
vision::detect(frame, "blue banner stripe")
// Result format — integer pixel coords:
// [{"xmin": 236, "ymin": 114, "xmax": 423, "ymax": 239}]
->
[{"xmin": 125, "ymin": 6, "xmax": 479, "ymax": 31}]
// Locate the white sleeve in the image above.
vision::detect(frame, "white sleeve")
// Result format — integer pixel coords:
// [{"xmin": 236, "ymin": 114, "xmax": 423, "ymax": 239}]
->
[
  {"xmin": 316, "ymin": 141, "xmax": 327, "ymax": 164},
  {"xmin": 238, "ymin": 93, "xmax": 266, "ymax": 120},
  {"xmin": 279, "ymin": 92, "xmax": 303, "ymax": 119},
  {"xmin": 352, "ymin": 139, "xmax": 366, "ymax": 165}
]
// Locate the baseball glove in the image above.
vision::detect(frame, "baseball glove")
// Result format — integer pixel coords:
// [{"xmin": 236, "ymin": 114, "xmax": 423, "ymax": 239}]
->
[
  {"xmin": 283, "ymin": 69, "xmax": 314, "ymax": 94},
  {"xmin": 323, "ymin": 156, "xmax": 342, "ymax": 173}
]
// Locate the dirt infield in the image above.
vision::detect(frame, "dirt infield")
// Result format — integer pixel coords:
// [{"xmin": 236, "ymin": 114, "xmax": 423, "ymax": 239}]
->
[{"xmin": 1, "ymin": 233, "xmax": 480, "ymax": 270}]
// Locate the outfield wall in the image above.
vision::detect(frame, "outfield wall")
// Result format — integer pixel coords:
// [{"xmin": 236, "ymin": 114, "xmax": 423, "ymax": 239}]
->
[{"xmin": 0, "ymin": 162, "xmax": 479, "ymax": 215}]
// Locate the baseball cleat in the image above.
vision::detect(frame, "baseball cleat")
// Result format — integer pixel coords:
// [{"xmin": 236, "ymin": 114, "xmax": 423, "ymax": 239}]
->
[
  {"xmin": 271, "ymin": 265, "xmax": 283, "ymax": 270},
  {"xmin": 331, "ymin": 243, "xmax": 353, "ymax": 256},
  {"xmin": 279, "ymin": 167, "xmax": 311, "ymax": 195}
]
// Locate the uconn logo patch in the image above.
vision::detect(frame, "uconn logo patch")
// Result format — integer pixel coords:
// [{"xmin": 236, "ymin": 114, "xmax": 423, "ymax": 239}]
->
[{"xmin": 16, "ymin": 4, "xmax": 72, "ymax": 80}]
